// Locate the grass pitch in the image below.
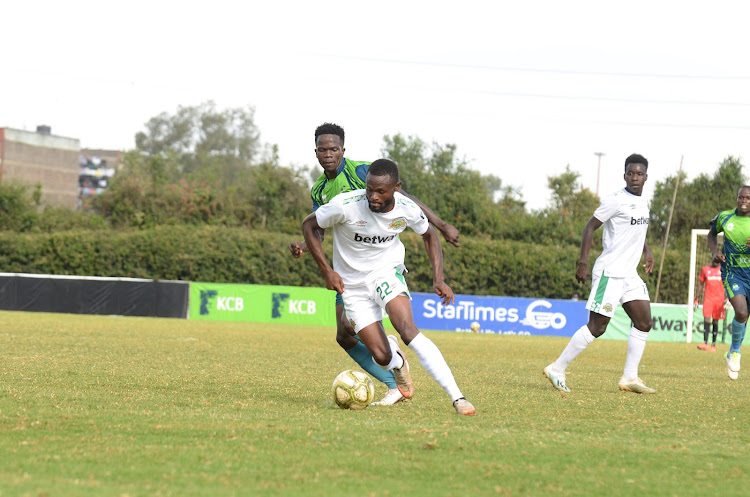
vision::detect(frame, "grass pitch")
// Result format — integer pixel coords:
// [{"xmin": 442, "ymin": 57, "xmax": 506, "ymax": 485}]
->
[{"xmin": 1, "ymin": 311, "xmax": 748, "ymax": 497}]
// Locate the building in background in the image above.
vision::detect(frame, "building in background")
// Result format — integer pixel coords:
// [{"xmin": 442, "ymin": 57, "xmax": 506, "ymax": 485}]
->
[
  {"xmin": 0, "ymin": 125, "xmax": 80, "ymax": 208},
  {"xmin": 0, "ymin": 126, "xmax": 121, "ymax": 211}
]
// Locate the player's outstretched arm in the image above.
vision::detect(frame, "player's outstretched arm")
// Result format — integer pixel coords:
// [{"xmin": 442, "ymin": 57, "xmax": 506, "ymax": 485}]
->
[
  {"xmin": 289, "ymin": 241, "xmax": 306, "ymax": 258},
  {"xmin": 707, "ymin": 227, "xmax": 725, "ymax": 263},
  {"xmin": 421, "ymin": 226, "xmax": 455, "ymax": 305},
  {"xmin": 301, "ymin": 214, "xmax": 344, "ymax": 294},
  {"xmin": 642, "ymin": 242, "xmax": 655, "ymax": 273},
  {"xmin": 695, "ymin": 277, "xmax": 705, "ymax": 308},
  {"xmin": 576, "ymin": 216, "xmax": 603, "ymax": 283},
  {"xmin": 400, "ymin": 189, "xmax": 460, "ymax": 247},
  {"xmin": 289, "ymin": 228, "xmax": 325, "ymax": 258}
]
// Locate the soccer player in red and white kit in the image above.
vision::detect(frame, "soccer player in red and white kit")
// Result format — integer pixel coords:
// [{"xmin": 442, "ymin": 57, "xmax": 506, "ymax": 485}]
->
[{"xmin": 694, "ymin": 260, "xmax": 728, "ymax": 352}]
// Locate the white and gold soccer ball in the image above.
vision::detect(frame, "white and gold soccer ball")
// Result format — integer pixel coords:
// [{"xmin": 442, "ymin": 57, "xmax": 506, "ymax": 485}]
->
[
  {"xmin": 331, "ymin": 370, "xmax": 375, "ymax": 410},
  {"xmin": 470, "ymin": 321, "xmax": 481, "ymax": 333}
]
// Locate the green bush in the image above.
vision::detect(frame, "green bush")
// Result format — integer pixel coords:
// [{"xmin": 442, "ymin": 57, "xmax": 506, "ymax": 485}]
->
[{"xmin": 0, "ymin": 226, "xmax": 691, "ymax": 303}]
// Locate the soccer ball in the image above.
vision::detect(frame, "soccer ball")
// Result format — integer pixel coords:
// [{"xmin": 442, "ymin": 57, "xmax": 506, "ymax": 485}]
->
[
  {"xmin": 331, "ymin": 370, "xmax": 375, "ymax": 410},
  {"xmin": 470, "ymin": 321, "xmax": 481, "ymax": 333}
]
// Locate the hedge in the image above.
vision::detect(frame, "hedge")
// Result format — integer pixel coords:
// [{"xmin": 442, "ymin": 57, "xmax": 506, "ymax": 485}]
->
[{"xmin": 0, "ymin": 226, "xmax": 691, "ymax": 304}]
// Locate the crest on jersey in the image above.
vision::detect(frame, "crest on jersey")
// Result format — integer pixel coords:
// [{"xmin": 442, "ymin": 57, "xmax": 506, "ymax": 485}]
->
[
  {"xmin": 355, "ymin": 220, "xmax": 367, "ymax": 227},
  {"xmin": 727, "ymin": 222, "xmax": 735, "ymax": 231},
  {"xmin": 389, "ymin": 217, "xmax": 407, "ymax": 230}
]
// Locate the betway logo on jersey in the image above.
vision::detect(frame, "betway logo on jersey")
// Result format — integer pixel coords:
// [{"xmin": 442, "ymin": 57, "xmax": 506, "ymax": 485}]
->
[
  {"xmin": 354, "ymin": 233, "xmax": 396, "ymax": 244},
  {"xmin": 200, "ymin": 290, "xmax": 244, "ymax": 315},
  {"xmin": 630, "ymin": 216, "xmax": 649, "ymax": 225},
  {"xmin": 271, "ymin": 293, "xmax": 317, "ymax": 319}
]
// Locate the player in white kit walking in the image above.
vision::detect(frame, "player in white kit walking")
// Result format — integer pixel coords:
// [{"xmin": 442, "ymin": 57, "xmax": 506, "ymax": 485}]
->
[
  {"xmin": 544, "ymin": 154, "xmax": 657, "ymax": 394},
  {"xmin": 302, "ymin": 158, "xmax": 475, "ymax": 415}
]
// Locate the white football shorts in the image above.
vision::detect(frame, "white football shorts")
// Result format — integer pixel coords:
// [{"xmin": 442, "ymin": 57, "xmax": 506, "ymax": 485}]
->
[
  {"xmin": 342, "ymin": 265, "xmax": 411, "ymax": 333},
  {"xmin": 586, "ymin": 271, "xmax": 649, "ymax": 318}
]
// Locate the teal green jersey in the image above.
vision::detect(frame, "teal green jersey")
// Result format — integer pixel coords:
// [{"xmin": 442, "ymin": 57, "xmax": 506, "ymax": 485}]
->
[
  {"xmin": 711, "ymin": 208, "xmax": 750, "ymax": 281},
  {"xmin": 311, "ymin": 158, "xmax": 370, "ymax": 211}
]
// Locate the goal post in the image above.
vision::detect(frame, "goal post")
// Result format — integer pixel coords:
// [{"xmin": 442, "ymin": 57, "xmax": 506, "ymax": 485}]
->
[{"xmin": 687, "ymin": 228, "xmax": 724, "ymax": 344}]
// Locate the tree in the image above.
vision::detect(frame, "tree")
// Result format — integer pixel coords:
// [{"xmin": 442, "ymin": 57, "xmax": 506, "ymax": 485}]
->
[
  {"xmin": 546, "ymin": 165, "xmax": 600, "ymax": 221},
  {"xmin": 380, "ymin": 134, "xmax": 522, "ymax": 237},
  {"xmin": 0, "ymin": 181, "xmax": 39, "ymax": 231},
  {"xmin": 134, "ymin": 101, "xmax": 260, "ymax": 187},
  {"xmin": 650, "ymin": 156, "xmax": 746, "ymax": 250},
  {"xmin": 96, "ymin": 102, "xmax": 270, "ymax": 229},
  {"xmin": 227, "ymin": 145, "xmax": 311, "ymax": 233}
]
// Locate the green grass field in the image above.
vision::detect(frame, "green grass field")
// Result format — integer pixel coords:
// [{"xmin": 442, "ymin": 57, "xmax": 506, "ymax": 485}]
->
[{"xmin": 1, "ymin": 310, "xmax": 748, "ymax": 497}]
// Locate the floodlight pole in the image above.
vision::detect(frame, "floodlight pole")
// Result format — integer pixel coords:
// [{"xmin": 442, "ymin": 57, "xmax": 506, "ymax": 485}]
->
[{"xmin": 594, "ymin": 152, "xmax": 605, "ymax": 197}]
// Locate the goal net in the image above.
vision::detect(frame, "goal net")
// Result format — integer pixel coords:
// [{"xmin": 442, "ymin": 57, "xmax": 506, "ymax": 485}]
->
[{"xmin": 687, "ymin": 229, "xmax": 727, "ymax": 343}]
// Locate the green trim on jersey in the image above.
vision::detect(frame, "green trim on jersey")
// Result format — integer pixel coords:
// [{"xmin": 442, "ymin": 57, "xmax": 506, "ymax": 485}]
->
[
  {"xmin": 310, "ymin": 158, "xmax": 370, "ymax": 210},
  {"xmin": 396, "ymin": 196, "xmax": 418, "ymax": 209},
  {"xmin": 594, "ymin": 274, "xmax": 609, "ymax": 304},
  {"xmin": 712, "ymin": 209, "xmax": 750, "ymax": 280},
  {"xmin": 342, "ymin": 194, "xmax": 366, "ymax": 205}
]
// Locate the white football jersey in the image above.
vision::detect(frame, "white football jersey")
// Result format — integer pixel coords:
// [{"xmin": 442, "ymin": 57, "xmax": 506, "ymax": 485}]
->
[
  {"xmin": 591, "ymin": 188, "xmax": 650, "ymax": 277},
  {"xmin": 315, "ymin": 189, "xmax": 430, "ymax": 285}
]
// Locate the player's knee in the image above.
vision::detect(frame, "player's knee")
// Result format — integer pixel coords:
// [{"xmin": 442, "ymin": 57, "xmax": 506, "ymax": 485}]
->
[
  {"xmin": 587, "ymin": 320, "xmax": 608, "ymax": 337},
  {"xmin": 336, "ymin": 329, "xmax": 358, "ymax": 349},
  {"xmin": 634, "ymin": 319, "xmax": 652, "ymax": 332},
  {"xmin": 370, "ymin": 345, "xmax": 392, "ymax": 366}
]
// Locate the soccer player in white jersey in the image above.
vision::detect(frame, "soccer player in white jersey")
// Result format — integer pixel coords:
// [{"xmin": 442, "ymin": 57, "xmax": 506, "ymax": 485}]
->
[
  {"xmin": 301, "ymin": 158, "xmax": 476, "ymax": 415},
  {"xmin": 544, "ymin": 154, "xmax": 657, "ymax": 394}
]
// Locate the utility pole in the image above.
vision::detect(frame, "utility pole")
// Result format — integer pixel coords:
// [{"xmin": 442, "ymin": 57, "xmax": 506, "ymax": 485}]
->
[{"xmin": 594, "ymin": 152, "xmax": 605, "ymax": 197}]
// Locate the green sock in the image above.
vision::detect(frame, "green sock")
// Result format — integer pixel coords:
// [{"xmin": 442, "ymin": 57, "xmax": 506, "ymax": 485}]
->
[{"xmin": 345, "ymin": 341, "xmax": 397, "ymax": 389}]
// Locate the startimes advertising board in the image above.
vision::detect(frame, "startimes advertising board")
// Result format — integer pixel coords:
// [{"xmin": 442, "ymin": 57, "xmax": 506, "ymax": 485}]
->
[{"xmin": 410, "ymin": 293, "xmax": 587, "ymax": 337}]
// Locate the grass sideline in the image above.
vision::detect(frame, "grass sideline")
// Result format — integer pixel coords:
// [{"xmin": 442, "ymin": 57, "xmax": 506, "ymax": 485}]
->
[{"xmin": 1, "ymin": 311, "xmax": 748, "ymax": 497}]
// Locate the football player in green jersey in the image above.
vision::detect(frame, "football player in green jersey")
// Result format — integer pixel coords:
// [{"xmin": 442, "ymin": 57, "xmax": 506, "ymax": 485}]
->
[
  {"xmin": 290, "ymin": 123, "xmax": 460, "ymax": 406},
  {"xmin": 708, "ymin": 185, "xmax": 750, "ymax": 380}
]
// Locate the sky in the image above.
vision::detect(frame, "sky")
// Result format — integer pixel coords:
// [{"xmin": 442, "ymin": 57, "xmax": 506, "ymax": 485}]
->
[{"xmin": 3, "ymin": 1, "xmax": 750, "ymax": 211}]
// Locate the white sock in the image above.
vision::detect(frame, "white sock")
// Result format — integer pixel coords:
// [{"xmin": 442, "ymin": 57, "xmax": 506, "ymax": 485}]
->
[
  {"xmin": 623, "ymin": 327, "xmax": 649, "ymax": 379},
  {"xmin": 408, "ymin": 332, "xmax": 463, "ymax": 401},
  {"xmin": 378, "ymin": 337, "xmax": 405, "ymax": 370},
  {"xmin": 552, "ymin": 325, "xmax": 595, "ymax": 372}
]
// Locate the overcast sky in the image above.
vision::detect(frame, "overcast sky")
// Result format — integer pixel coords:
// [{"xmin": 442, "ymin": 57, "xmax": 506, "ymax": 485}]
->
[{"xmin": 3, "ymin": 1, "xmax": 749, "ymax": 210}]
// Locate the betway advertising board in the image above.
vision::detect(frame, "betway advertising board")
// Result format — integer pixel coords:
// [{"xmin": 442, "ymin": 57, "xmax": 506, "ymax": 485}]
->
[{"xmin": 188, "ymin": 283, "xmax": 719, "ymax": 343}]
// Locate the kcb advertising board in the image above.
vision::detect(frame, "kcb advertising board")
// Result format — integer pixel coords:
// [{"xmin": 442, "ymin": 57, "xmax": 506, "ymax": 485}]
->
[{"xmin": 189, "ymin": 282, "xmax": 336, "ymax": 325}]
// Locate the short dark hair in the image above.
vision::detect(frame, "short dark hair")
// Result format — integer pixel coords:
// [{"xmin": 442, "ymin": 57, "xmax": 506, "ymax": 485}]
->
[
  {"xmin": 624, "ymin": 153, "xmax": 648, "ymax": 171},
  {"xmin": 368, "ymin": 159, "xmax": 400, "ymax": 183},
  {"xmin": 315, "ymin": 123, "xmax": 344, "ymax": 144}
]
